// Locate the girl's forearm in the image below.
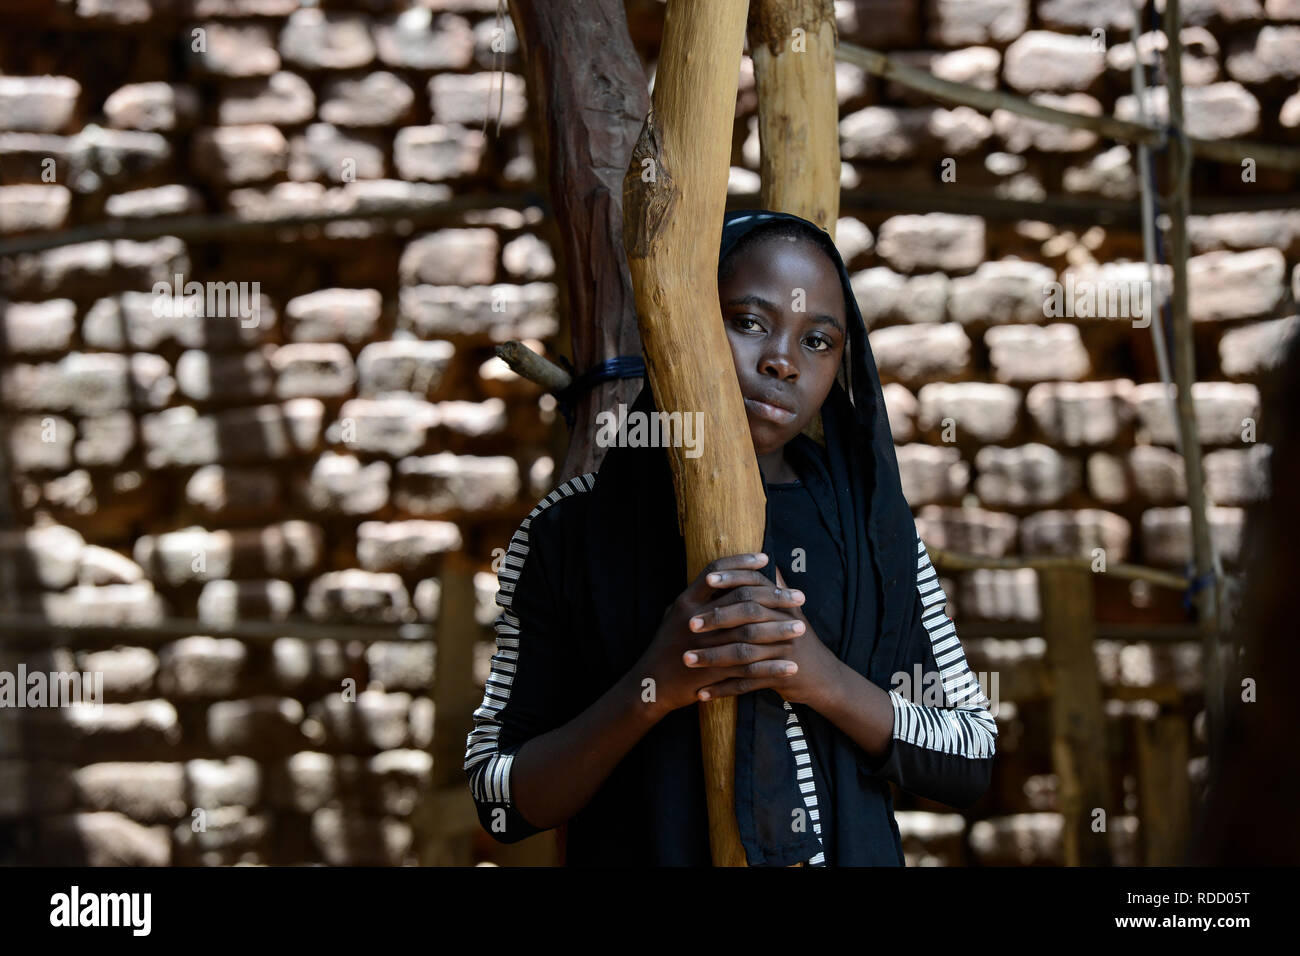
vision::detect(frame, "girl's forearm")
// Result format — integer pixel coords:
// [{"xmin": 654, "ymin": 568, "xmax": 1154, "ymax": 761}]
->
[
  {"xmin": 813, "ymin": 660, "xmax": 896, "ymax": 758},
  {"xmin": 509, "ymin": 669, "xmax": 667, "ymax": 830}
]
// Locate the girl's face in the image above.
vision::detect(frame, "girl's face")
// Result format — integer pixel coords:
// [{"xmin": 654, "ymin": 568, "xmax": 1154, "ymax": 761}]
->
[{"xmin": 719, "ymin": 236, "xmax": 848, "ymax": 456}]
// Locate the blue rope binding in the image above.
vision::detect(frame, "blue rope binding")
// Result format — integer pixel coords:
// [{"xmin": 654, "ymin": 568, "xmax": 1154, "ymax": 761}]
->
[{"xmin": 552, "ymin": 354, "xmax": 646, "ymax": 428}]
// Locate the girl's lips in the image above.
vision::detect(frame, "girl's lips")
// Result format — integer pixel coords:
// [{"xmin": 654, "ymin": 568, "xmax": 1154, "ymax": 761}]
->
[{"xmin": 744, "ymin": 396, "xmax": 797, "ymax": 424}]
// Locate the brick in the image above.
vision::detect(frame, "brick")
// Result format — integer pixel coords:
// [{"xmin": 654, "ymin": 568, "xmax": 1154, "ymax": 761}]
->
[
  {"xmin": 0, "ymin": 184, "xmax": 71, "ymax": 232},
  {"xmin": 304, "ymin": 570, "xmax": 410, "ymax": 623},
  {"xmin": 365, "ymin": 643, "xmax": 436, "ymax": 693},
  {"xmin": 916, "ymin": 381, "xmax": 1021, "ymax": 443},
  {"xmin": 1225, "ymin": 26, "xmax": 1300, "ymax": 83},
  {"xmin": 288, "ymin": 124, "xmax": 386, "ymax": 183},
  {"xmin": 1141, "ymin": 506, "xmax": 1245, "ymax": 566},
  {"xmin": 398, "ymin": 283, "xmax": 558, "ymax": 341},
  {"xmin": 175, "ymin": 349, "xmax": 275, "ymax": 403},
  {"xmin": 1063, "ymin": 145, "xmax": 1139, "ymax": 200},
  {"xmin": 1188, "ymin": 248, "xmax": 1286, "ymax": 321},
  {"xmin": 850, "ymin": 268, "xmax": 949, "ymax": 325},
  {"xmin": 914, "ymin": 505, "xmax": 1019, "ymax": 557},
  {"xmin": 1203, "ymin": 445, "xmax": 1271, "ymax": 505},
  {"xmin": 197, "ymin": 579, "xmax": 294, "ymax": 628},
  {"xmin": 103, "ymin": 82, "xmax": 199, "ymax": 131},
  {"xmin": 321, "ymin": 72, "xmax": 415, "ymax": 127},
  {"xmin": 374, "ymin": 9, "xmax": 475, "ymax": 70},
  {"xmin": 1129, "ymin": 445, "xmax": 1189, "ymax": 503},
  {"xmin": 985, "ymin": 324, "xmax": 1089, "ymax": 384},
  {"xmin": 192, "ymin": 125, "xmax": 288, "ymax": 185},
  {"xmin": 947, "ymin": 259, "xmax": 1056, "ymax": 325},
  {"xmin": 158, "ymin": 637, "xmax": 247, "ymax": 698},
  {"xmin": 1026, "ymin": 379, "xmax": 1135, "ymax": 446},
  {"xmin": 310, "ymin": 807, "xmax": 411, "ymax": 865},
  {"xmin": 6, "ymin": 415, "xmax": 75, "ymax": 471},
  {"xmin": 0, "ymin": 524, "xmax": 84, "ymax": 589},
  {"xmin": 501, "ymin": 234, "xmax": 554, "ymax": 280},
  {"xmin": 141, "ymin": 400, "xmax": 323, "ymax": 468},
  {"xmin": 994, "ymin": 94, "xmax": 1101, "ymax": 152},
  {"xmin": 882, "ymin": 383, "xmax": 917, "ymax": 441},
  {"xmin": 896, "ymin": 444, "xmax": 969, "ymax": 505},
  {"xmin": 331, "ymin": 397, "xmax": 439, "ymax": 456},
  {"xmin": 869, "ymin": 323, "xmax": 972, "ymax": 385},
  {"xmin": 0, "ymin": 76, "xmax": 80, "ymax": 132},
  {"xmin": 1, "ymin": 299, "xmax": 75, "ymax": 355},
  {"xmin": 1219, "ymin": 316, "xmax": 1300, "ymax": 378},
  {"xmin": 393, "ymin": 124, "xmax": 486, "ymax": 181},
  {"xmin": 286, "ymin": 288, "xmax": 382, "ymax": 344},
  {"xmin": 207, "ymin": 697, "xmax": 307, "ymax": 755},
  {"xmin": 38, "ymin": 583, "xmax": 167, "ymax": 628},
  {"xmin": 1020, "ymin": 509, "xmax": 1131, "ymax": 561},
  {"xmin": 400, "ymin": 228, "xmax": 498, "ymax": 285},
  {"xmin": 188, "ymin": 22, "xmax": 281, "ymax": 77},
  {"xmin": 298, "ymin": 452, "xmax": 391, "ymax": 515},
  {"xmin": 428, "ymin": 73, "xmax": 526, "ymax": 128},
  {"xmin": 394, "ymin": 453, "xmax": 520, "ymax": 516},
  {"xmin": 77, "ymin": 546, "xmax": 145, "ymax": 586},
  {"xmin": 185, "ymin": 465, "xmax": 281, "ymax": 518},
  {"xmin": 79, "ymin": 646, "xmax": 156, "ymax": 698},
  {"xmin": 105, "ymin": 185, "xmax": 204, "ymax": 218},
  {"xmin": 925, "ymin": 0, "xmax": 1027, "ymax": 46},
  {"xmin": 1115, "ymin": 83, "xmax": 1260, "ymax": 140},
  {"xmin": 216, "ymin": 72, "xmax": 315, "ymax": 126},
  {"xmin": 1107, "ymin": 29, "xmax": 1221, "ymax": 87},
  {"xmin": 270, "ymin": 343, "xmax": 357, "ymax": 399},
  {"xmin": 73, "ymin": 763, "xmax": 186, "ymax": 821},
  {"xmin": 1187, "ymin": 211, "xmax": 1300, "ymax": 255},
  {"xmin": 134, "ymin": 521, "xmax": 323, "ymax": 585},
  {"xmin": 357, "ymin": 520, "xmax": 462, "ymax": 573},
  {"xmin": 974, "ymin": 444, "xmax": 1081, "ymax": 508},
  {"xmin": 1003, "ymin": 32, "xmax": 1106, "ymax": 93},
  {"xmin": 310, "ymin": 689, "xmax": 412, "ymax": 750},
  {"xmin": 1131, "ymin": 381, "xmax": 1260, "ymax": 446},
  {"xmin": 877, "ymin": 214, "xmax": 984, "ymax": 274},
  {"xmin": 279, "ymin": 10, "xmax": 375, "ymax": 70},
  {"xmin": 958, "ymin": 568, "xmax": 1040, "ymax": 622},
  {"xmin": 40, "ymin": 812, "xmax": 170, "ymax": 866},
  {"xmin": 839, "ymin": 105, "xmax": 992, "ymax": 160}
]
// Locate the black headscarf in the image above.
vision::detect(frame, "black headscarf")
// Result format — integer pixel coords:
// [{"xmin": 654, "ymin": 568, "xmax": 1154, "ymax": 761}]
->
[{"xmin": 581, "ymin": 209, "xmax": 924, "ymax": 865}]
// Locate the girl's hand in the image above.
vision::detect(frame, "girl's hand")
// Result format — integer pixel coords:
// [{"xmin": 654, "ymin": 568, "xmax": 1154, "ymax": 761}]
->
[
  {"xmin": 689, "ymin": 564, "xmax": 845, "ymax": 709},
  {"xmin": 632, "ymin": 552, "xmax": 809, "ymax": 717}
]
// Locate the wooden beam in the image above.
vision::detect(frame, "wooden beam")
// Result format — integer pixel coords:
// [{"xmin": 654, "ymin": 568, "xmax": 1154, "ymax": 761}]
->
[
  {"xmin": 748, "ymin": 0, "xmax": 840, "ymax": 237},
  {"xmin": 837, "ymin": 41, "xmax": 1300, "ymax": 173},
  {"xmin": 507, "ymin": 0, "xmax": 650, "ymax": 480},
  {"xmin": 1135, "ymin": 712, "xmax": 1191, "ymax": 865},
  {"xmin": 1162, "ymin": 0, "xmax": 1226, "ymax": 783},
  {"xmin": 622, "ymin": 0, "xmax": 756, "ymax": 867},
  {"xmin": 1038, "ymin": 567, "xmax": 1112, "ymax": 866}
]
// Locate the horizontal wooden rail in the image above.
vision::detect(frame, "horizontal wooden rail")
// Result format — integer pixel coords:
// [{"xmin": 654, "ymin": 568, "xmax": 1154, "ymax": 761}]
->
[
  {"xmin": 925, "ymin": 546, "xmax": 1190, "ymax": 590},
  {"xmin": 0, "ymin": 613, "xmax": 435, "ymax": 645},
  {"xmin": 838, "ymin": 41, "xmax": 1300, "ymax": 173}
]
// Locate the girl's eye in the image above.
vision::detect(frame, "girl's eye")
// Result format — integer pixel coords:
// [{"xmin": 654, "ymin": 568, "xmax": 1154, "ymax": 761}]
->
[
  {"xmin": 805, "ymin": 335, "xmax": 832, "ymax": 352},
  {"xmin": 733, "ymin": 316, "xmax": 762, "ymax": 332}
]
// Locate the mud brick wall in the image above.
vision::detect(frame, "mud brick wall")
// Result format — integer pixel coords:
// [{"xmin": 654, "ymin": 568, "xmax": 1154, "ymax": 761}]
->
[{"xmin": 0, "ymin": 0, "xmax": 1297, "ymax": 866}]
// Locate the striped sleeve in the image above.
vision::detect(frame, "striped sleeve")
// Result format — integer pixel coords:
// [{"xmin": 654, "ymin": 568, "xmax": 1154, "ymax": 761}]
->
[
  {"xmin": 857, "ymin": 534, "xmax": 998, "ymax": 809},
  {"xmin": 463, "ymin": 473, "xmax": 596, "ymax": 843}
]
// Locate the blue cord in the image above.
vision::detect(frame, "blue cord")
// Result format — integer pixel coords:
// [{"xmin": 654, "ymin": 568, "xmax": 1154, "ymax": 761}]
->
[{"xmin": 552, "ymin": 354, "xmax": 646, "ymax": 428}]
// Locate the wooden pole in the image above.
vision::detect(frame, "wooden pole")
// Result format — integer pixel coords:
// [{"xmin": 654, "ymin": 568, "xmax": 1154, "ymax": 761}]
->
[
  {"xmin": 1038, "ymin": 567, "xmax": 1112, "ymax": 866},
  {"xmin": 622, "ymin": 0, "xmax": 756, "ymax": 868},
  {"xmin": 1162, "ymin": 0, "xmax": 1226, "ymax": 783},
  {"xmin": 749, "ymin": 0, "xmax": 840, "ymax": 238},
  {"xmin": 1135, "ymin": 712, "xmax": 1191, "ymax": 865},
  {"xmin": 508, "ymin": 0, "xmax": 650, "ymax": 480}
]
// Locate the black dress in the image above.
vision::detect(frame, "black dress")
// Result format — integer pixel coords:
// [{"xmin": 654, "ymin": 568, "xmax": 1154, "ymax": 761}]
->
[{"xmin": 766, "ymin": 462, "xmax": 872, "ymax": 868}]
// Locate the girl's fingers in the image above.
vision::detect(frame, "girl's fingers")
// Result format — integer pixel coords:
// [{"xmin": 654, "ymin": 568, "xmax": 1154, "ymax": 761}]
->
[
  {"xmin": 684, "ymin": 552, "xmax": 769, "ymax": 603},
  {"xmin": 696, "ymin": 662, "xmax": 798, "ymax": 701},
  {"xmin": 682, "ymin": 636, "xmax": 797, "ymax": 668},
  {"xmin": 688, "ymin": 587, "xmax": 805, "ymax": 633},
  {"xmin": 686, "ymin": 620, "xmax": 805, "ymax": 653}
]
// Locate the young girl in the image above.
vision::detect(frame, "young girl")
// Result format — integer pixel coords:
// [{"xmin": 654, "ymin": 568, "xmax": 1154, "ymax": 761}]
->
[{"xmin": 464, "ymin": 210, "xmax": 997, "ymax": 866}]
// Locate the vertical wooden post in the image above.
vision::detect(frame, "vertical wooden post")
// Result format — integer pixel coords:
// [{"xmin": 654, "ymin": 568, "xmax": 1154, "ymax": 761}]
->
[
  {"xmin": 507, "ymin": 0, "xmax": 650, "ymax": 481},
  {"xmin": 748, "ymin": 0, "xmax": 841, "ymax": 238},
  {"xmin": 623, "ymin": 0, "xmax": 757, "ymax": 867},
  {"xmin": 1135, "ymin": 712, "xmax": 1191, "ymax": 865},
  {"xmin": 1039, "ymin": 567, "xmax": 1112, "ymax": 866}
]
